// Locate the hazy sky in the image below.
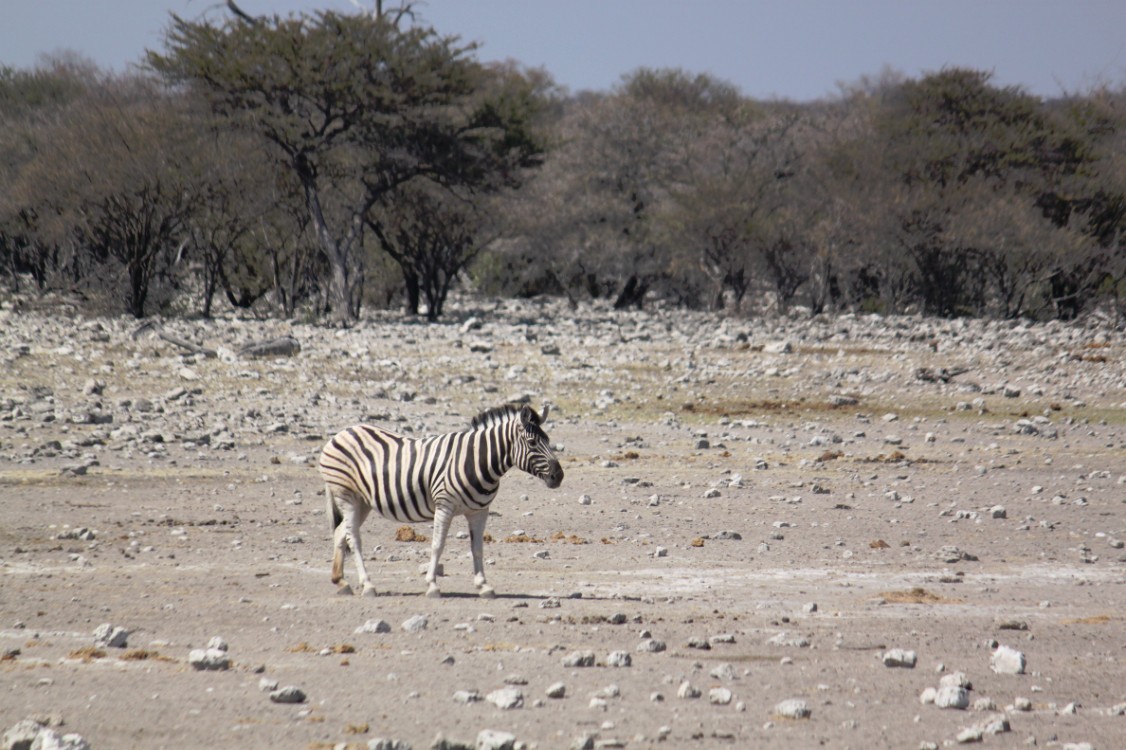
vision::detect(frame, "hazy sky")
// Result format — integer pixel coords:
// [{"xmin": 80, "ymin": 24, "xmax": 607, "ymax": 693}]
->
[{"xmin": 4, "ymin": 1, "xmax": 1126, "ymax": 100}]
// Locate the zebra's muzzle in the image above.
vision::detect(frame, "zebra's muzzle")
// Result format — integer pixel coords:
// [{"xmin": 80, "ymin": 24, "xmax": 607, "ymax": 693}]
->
[{"xmin": 542, "ymin": 461, "xmax": 564, "ymax": 489}]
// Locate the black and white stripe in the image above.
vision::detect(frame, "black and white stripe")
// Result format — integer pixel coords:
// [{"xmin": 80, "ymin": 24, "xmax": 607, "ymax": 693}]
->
[{"xmin": 319, "ymin": 403, "xmax": 564, "ymax": 598}]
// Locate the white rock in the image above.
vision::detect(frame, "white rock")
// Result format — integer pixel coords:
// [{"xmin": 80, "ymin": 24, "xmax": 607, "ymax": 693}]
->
[
  {"xmin": 476, "ymin": 729, "xmax": 516, "ymax": 750},
  {"xmin": 485, "ymin": 688, "xmax": 523, "ymax": 710},
  {"xmin": 882, "ymin": 648, "xmax": 917, "ymax": 668},
  {"xmin": 606, "ymin": 651, "xmax": 631, "ymax": 667},
  {"xmin": 93, "ymin": 623, "xmax": 128, "ymax": 649},
  {"xmin": 545, "ymin": 682, "xmax": 566, "ymax": 699},
  {"xmin": 28, "ymin": 729, "xmax": 90, "ymax": 750},
  {"xmin": 940, "ymin": 672, "xmax": 972, "ymax": 689},
  {"xmin": 990, "ymin": 645, "xmax": 1026, "ymax": 674},
  {"xmin": 935, "ymin": 685, "xmax": 970, "ymax": 709},
  {"xmin": 676, "ymin": 681, "xmax": 701, "ymax": 699},
  {"xmin": 562, "ymin": 651, "xmax": 595, "ymax": 667},
  {"xmin": 188, "ymin": 647, "xmax": 230, "ymax": 671},
  {"xmin": 955, "ymin": 726, "xmax": 983, "ymax": 744},
  {"xmin": 709, "ymin": 687, "xmax": 733, "ymax": 705},
  {"xmin": 269, "ymin": 686, "xmax": 306, "ymax": 704},
  {"xmin": 401, "ymin": 615, "xmax": 429, "ymax": 633},
  {"xmin": 773, "ymin": 699, "xmax": 811, "ymax": 719},
  {"xmin": 355, "ymin": 619, "xmax": 392, "ymax": 634}
]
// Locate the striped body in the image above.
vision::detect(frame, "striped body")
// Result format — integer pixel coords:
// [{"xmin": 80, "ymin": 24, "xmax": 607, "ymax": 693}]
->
[
  {"xmin": 321, "ymin": 424, "xmax": 512, "ymax": 524},
  {"xmin": 319, "ymin": 404, "xmax": 563, "ymax": 598}
]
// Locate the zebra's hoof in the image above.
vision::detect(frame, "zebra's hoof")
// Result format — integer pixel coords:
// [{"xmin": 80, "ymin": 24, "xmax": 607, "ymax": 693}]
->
[
  {"xmin": 336, "ymin": 584, "xmax": 354, "ymax": 596},
  {"xmin": 361, "ymin": 584, "xmax": 377, "ymax": 598},
  {"xmin": 425, "ymin": 584, "xmax": 442, "ymax": 599},
  {"xmin": 478, "ymin": 586, "xmax": 496, "ymax": 599}
]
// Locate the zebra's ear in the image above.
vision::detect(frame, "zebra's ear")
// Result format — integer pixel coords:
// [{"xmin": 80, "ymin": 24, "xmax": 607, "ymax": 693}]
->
[
  {"xmin": 540, "ymin": 404, "xmax": 550, "ymax": 424},
  {"xmin": 518, "ymin": 404, "xmax": 537, "ymax": 427}
]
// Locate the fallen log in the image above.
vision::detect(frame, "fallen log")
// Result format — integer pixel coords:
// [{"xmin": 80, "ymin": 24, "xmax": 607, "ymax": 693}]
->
[
  {"xmin": 130, "ymin": 321, "xmax": 217, "ymax": 358},
  {"xmin": 239, "ymin": 336, "xmax": 301, "ymax": 359}
]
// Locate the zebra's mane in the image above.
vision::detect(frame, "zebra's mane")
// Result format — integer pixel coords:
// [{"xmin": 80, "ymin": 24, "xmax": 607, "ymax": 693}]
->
[{"xmin": 470, "ymin": 403, "xmax": 535, "ymax": 430}]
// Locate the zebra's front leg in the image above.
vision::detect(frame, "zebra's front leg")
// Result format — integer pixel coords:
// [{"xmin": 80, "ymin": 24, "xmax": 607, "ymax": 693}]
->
[
  {"xmin": 466, "ymin": 510, "xmax": 494, "ymax": 598},
  {"xmin": 426, "ymin": 503, "xmax": 455, "ymax": 598}
]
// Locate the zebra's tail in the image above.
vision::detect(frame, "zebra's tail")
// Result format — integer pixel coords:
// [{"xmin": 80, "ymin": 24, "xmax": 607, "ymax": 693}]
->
[{"xmin": 325, "ymin": 484, "xmax": 343, "ymax": 532}]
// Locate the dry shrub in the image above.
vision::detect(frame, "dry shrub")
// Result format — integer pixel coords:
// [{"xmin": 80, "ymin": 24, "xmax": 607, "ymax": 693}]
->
[
  {"xmin": 879, "ymin": 587, "xmax": 958, "ymax": 604},
  {"xmin": 1062, "ymin": 614, "xmax": 1113, "ymax": 625},
  {"xmin": 68, "ymin": 647, "xmax": 106, "ymax": 662},
  {"xmin": 287, "ymin": 642, "xmax": 317, "ymax": 653},
  {"xmin": 869, "ymin": 539, "xmax": 890, "ymax": 549},
  {"xmin": 394, "ymin": 526, "xmax": 427, "ymax": 542},
  {"xmin": 550, "ymin": 531, "xmax": 588, "ymax": 544},
  {"xmin": 121, "ymin": 649, "xmax": 172, "ymax": 662}
]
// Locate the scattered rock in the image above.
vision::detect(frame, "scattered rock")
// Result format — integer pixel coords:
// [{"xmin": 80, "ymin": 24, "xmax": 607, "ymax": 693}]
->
[
  {"xmin": 476, "ymin": 730, "xmax": 517, "ymax": 750},
  {"xmin": 401, "ymin": 615, "xmax": 429, "ymax": 633},
  {"xmin": 935, "ymin": 685, "xmax": 970, "ymax": 710},
  {"xmin": 709, "ymin": 687, "xmax": 733, "ymax": 705},
  {"xmin": 882, "ymin": 648, "xmax": 918, "ymax": 668},
  {"xmin": 188, "ymin": 647, "xmax": 230, "ymax": 671},
  {"xmin": 269, "ymin": 686, "xmax": 306, "ymax": 704},
  {"xmin": 562, "ymin": 651, "xmax": 595, "ymax": 668},
  {"xmin": 485, "ymin": 688, "xmax": 523, "ymax": 710},
  {"xmin": 368, "ymin": 739, "xmax": 412, "ymax": 750},
  {"xmin": 92, "ymin": 623, "xmax": 128, "ymax": 649},
  {"xmin": 773, "ymin": 699, "xmax": 811, "ymax": 719},
  {"xmin": 605, "ymin": 651, "xmax": 632, "ymax": 667},
  {"xmin": 355, "ymin": 619, "xmax": 392, "ymax": 634},
  {"xmin": 990, "ymin": 645, "xmax": 1026, "ymax": 674}
]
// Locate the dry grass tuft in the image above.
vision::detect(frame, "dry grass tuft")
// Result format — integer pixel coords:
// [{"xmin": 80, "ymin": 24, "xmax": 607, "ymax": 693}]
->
[
  {"xmin": 550, "ymin": 531, "xmax": 588, "ymax": 544},
  {"xmin": 68, "ymin": 647, "xmax": 106, "ymax": 662},
  {"xmin": 394, "ymin": 526, "xmax": 427, "ymax": 543},
  {"xmin": 879, "ymin": 587, "xmax": 959, "ymax": 604},
  {"xmin": 1062, "ymin": 614, "xmax": 1113, "ymax": 625},
  {"xmin": 503, "ymin": 533, "xmax": 543, "ymax": 543}
]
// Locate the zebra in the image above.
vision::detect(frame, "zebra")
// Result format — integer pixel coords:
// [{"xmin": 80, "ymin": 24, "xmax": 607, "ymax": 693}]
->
[{"xmin": 318, "ymin": 403, "xmax": 564, "ymax": 598}]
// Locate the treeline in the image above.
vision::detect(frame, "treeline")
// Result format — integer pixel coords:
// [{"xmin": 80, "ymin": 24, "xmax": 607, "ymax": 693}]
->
[{"xmin": 2, "ymin": 8, "xmax": 1124, "ymax": 323}]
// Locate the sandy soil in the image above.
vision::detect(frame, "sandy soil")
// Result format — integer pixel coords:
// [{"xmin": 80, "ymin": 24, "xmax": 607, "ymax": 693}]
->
[{"xmin": 2, "ymin": 300, "xmax": 1124, "ymax": 749}]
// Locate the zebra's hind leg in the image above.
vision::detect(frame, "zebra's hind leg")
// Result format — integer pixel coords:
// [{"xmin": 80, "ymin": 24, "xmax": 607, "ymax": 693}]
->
[
  {"xmin": 466, "ymin": 509, "xmax": 495, "ymax": 598},
  {"xmin": 425, "ymin": 503, "xmax": 455, "ymax": 598},
  {"xmin": 327, "ymin": 485, "xmax": 352, "ymax": 594},
  {"xmin": 332, "ymin": 488, "xmax": 374, "ymax": 596}
]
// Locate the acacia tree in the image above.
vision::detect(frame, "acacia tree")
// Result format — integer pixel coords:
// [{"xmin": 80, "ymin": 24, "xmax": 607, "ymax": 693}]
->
[
  {"xmin": 0, "ymin": 58, "xmax": 103, "ymax": 292},
  {"xmin": 369, "ymin": 184, "xmax": 492, "ymax": 319},
  {"xmin": 149, "ymin": 8, "xmax": 544, "ymax": 325},
  {"xmin": 875, "ymin": 68, "xmax": 1094, "ymax": 316},
  {"xmin": 6, "ymin": 70, "xmax": 197, "ymax": 317}
]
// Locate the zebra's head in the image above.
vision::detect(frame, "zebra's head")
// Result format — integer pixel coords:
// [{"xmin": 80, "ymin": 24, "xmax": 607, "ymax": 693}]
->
[{"xmin": 515, "ymin": 404, "xmax": 564, "ymax": 489}]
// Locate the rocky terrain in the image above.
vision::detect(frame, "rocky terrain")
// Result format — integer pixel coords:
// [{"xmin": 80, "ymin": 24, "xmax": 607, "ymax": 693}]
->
[{"xmin": 2, "ymin": 295, "xmax": 1124, "ymax": 750}]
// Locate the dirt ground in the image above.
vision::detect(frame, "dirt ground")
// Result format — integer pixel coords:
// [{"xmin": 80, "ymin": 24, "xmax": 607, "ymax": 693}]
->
[{"xmin": 2, "ymin": 301, "xmax": 1124, "ymax": 749}]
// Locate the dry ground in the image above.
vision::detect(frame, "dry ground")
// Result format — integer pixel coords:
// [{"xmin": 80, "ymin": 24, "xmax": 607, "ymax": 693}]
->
[{"xmin": 2, "ymin": 299, "xmax": 1124, "ymax": 749}]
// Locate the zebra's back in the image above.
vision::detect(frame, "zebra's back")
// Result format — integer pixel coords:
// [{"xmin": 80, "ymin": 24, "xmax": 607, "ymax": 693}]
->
[{"xmin": 320, "ymin": 424, "xmax": 448, "ymax": 523}]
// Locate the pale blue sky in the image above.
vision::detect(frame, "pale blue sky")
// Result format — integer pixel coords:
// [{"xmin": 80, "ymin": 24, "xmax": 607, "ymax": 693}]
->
[{"xmin": 3, "ymin": 1, "xmax": 1125, "ymax": 100}]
